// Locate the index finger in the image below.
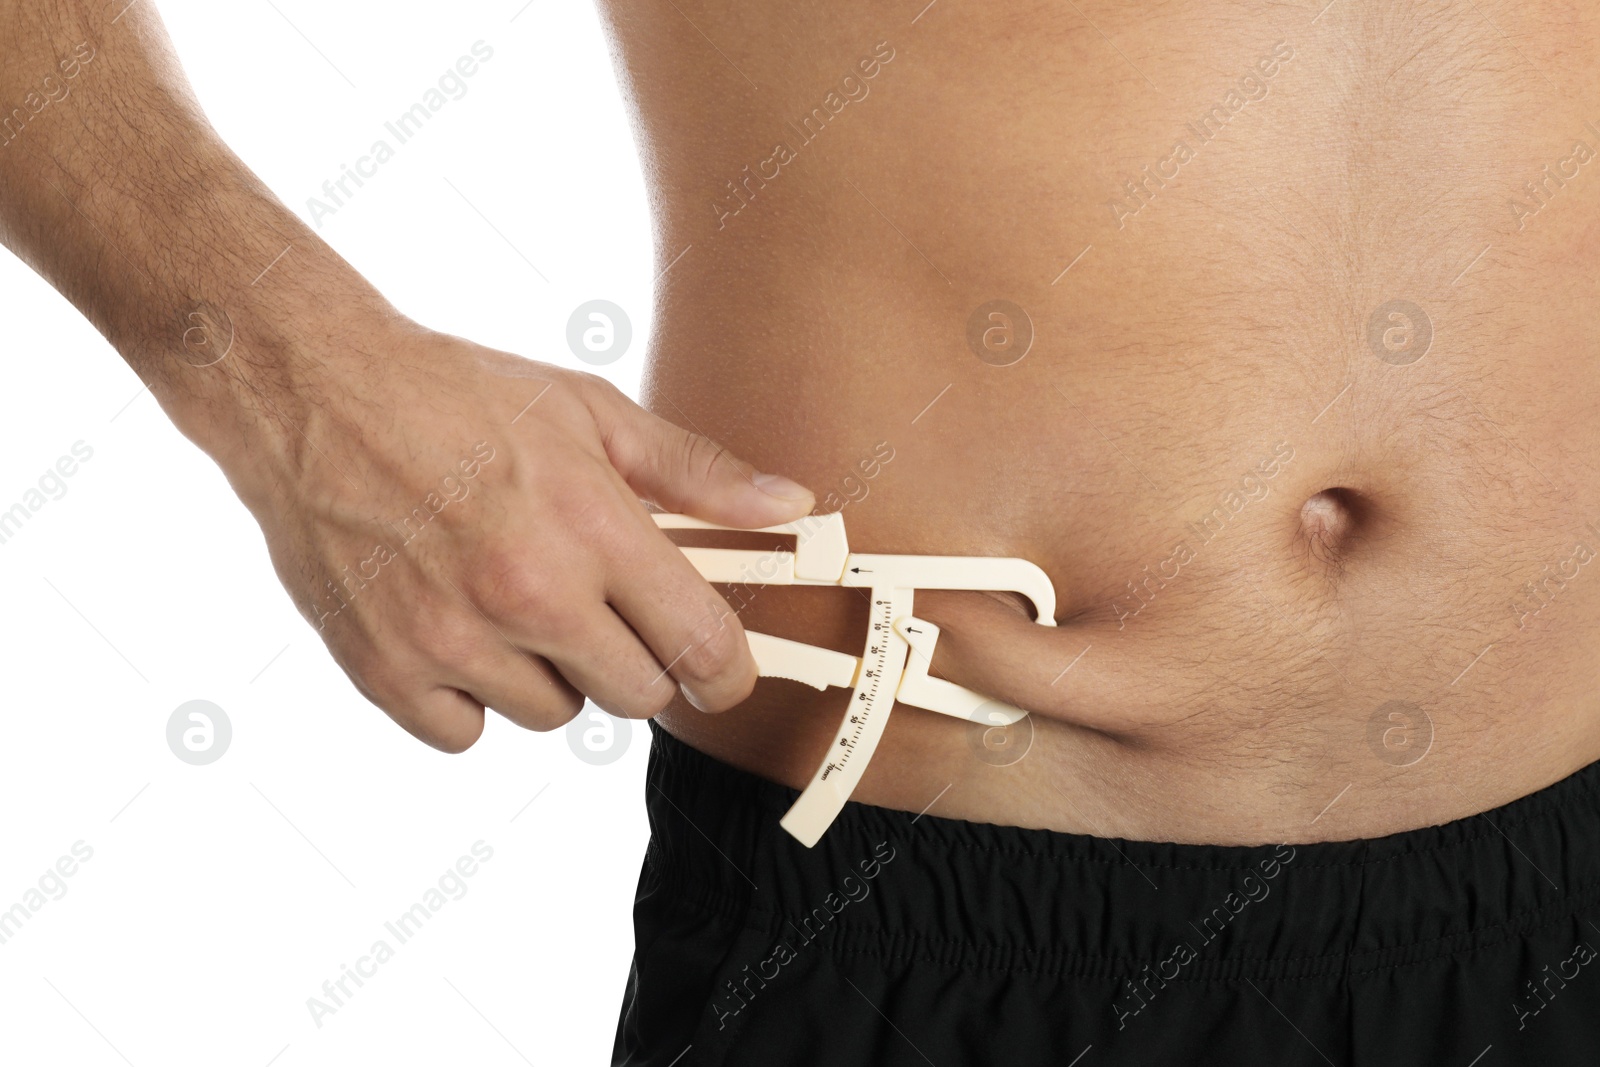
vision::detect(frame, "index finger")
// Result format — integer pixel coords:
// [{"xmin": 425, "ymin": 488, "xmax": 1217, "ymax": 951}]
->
[{"xmin": 602, "ymin": 481, "xmax": 760, "ymax": 713}]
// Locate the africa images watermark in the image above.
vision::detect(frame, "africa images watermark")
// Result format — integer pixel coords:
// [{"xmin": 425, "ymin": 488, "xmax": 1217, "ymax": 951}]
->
[
  {"xmin": 708, "ymin": 839, "xmax": 897, "ymax": 1030},
  {"xmin": 0, "ymin": 440, "xmax": 96, "ymax": 548},
  {"xmin": 1112, "ymin": 843, "xmax": 1297, "ymax": 1030},
  {"xmin": 306, "ymin": 40, "xmax": 496, "ymax": 227},
  {"xmin": 1508, "ymin": 525, "xmax": 1600, "ymax": 632},
  {"xmin": 1506, "ymin": 120, "xmax": 1600, "ymax": 232},
  {"xmin": 1513, "ymin": 938, "xmax": 1598, "ymax": 1032},
  {"xmin": 306, "ymin": 840, "xmax": 495, "ymax": 1028},
  {"xmin": 816, "ymin": 439, "xmax": 895, "ymax": 514},
  {"xmin": 967, "ymin": 300, "xmax": 1034, "ymax": 367},
  {"xmin": 1440, "ymin": 515, "xmax": 1600, "ymax": 695},
  {"xmin": 1106, "ymin": 39, "xmax": 1295, "ymax": 230},
  {"xmin": 0, "ymin": 841, "xmax": 95, "ymax": 948},
  {"xmin": 711, "ymin": 41, "xmax": 897, "ymax": 230},
  {"xmin": 1109, "ymin": 441, "xmax": 1295, "ymax": 628},
  {"xmin": 312, "ymin": 441, "xmax": 496, "ymax": 630},
  {"xmin": 698, "ymin": 440, "xmax": 896, "ymax": 624},
  {"xmin": 0, "ymin": 39, "xmax": 98, "ymax": 150}
]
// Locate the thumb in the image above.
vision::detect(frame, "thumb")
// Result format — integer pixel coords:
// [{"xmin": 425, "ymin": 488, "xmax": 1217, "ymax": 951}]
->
[
  {"xmin": 911, "ymin": 591, "xmax": 1198, "ymax": 737},
  {"xmin": 591, "ymin": 388, "xmax": 815, "ymax": 525}
]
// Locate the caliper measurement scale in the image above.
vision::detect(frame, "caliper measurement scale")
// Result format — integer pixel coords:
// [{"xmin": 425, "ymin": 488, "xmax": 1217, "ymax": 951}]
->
[
  {"xmin": 788, "ymin": 590, "xmax": 910, "ymax": 839},
  {"xmin": 838, "ymin": 595, "xmax": 904, "ymax": 778},
  {"xmin": 653, "ymin": 511, "xmax": 1057, "ymax": 847},
  {"xmin": 842, "ymin": 596, "xmax": 906, "ymax": 776}
]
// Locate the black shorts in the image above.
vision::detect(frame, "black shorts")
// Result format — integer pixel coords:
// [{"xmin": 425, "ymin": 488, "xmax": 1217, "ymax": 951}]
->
[{"xmin": 614, "ymin": 723, "xmax": 1600, "ymax": 1066}]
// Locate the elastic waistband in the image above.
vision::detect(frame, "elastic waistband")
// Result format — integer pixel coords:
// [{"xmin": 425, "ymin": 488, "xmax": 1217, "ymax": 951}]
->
[{"xmin": 642, "ymin": 722, "xmax": 1600, "ymax": 981}]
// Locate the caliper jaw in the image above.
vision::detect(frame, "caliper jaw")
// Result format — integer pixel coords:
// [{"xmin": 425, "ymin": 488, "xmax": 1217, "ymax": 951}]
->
[{"xmin": 652, "ymin": 510, "xmax": 1055, "ymax": 845}]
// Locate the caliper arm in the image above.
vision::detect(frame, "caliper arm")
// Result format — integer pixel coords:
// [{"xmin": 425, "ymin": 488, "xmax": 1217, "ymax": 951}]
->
[{"xmin": 651, "ymin": 511, "xmax": 1057, "ymax": 845}]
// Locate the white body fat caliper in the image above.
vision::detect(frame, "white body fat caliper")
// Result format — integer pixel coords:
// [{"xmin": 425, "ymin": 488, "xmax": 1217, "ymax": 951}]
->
[{"xmin": 652, "ymin": 512, "xmax": 1058, "ymax": 847}]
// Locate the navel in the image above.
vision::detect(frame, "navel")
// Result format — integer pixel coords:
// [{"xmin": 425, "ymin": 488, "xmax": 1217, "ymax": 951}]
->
[{"xmin": 1299, "ymin": 487, "xmax": 1364, "ymax": 563}]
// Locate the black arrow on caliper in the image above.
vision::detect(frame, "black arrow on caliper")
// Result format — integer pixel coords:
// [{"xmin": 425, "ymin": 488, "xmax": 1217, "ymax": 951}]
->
[{"xmin": 850, "ymin": 567, "xmax": 873, "ymax": 573}]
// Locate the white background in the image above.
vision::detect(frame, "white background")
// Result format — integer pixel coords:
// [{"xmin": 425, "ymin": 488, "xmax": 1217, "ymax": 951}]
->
[{"xmin": 0, "ymin": 2, "xmax": 654, "ymax": 1064}]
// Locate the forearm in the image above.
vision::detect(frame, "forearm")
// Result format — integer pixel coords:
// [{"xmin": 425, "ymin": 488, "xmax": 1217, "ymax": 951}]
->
[{"xmin": 0, "ymin": 1, "xmax": 400, "ymax": 479}]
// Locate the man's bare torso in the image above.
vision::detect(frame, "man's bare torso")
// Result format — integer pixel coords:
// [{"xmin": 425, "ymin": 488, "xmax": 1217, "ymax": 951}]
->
[{"xmin": 598, "ymin": 0, "xmax": 1600, "ymax": 843}]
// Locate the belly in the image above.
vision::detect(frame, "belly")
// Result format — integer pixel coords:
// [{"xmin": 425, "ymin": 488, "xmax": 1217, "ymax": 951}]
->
[{"xmin": 600, "ymin": 0, "xmax": 1600, "ymax": 842}]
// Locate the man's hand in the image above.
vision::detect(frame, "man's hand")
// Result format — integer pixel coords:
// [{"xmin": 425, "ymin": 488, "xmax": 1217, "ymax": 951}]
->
[
  {"xmin": 0, "ymin": 1, "xmax": 813, "ymax": 750},
  {"xmin": 236, "ymin": 324, "xmax": 814, "ymax": 752}
]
